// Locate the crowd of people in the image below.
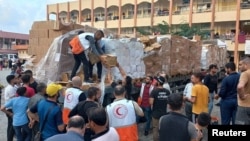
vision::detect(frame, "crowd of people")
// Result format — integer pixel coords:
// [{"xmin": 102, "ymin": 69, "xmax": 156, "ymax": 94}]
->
[
  {"xmin": 1, "ymin": 29, "xmax": 250, "ymax": 141},
  {"xmin": 0, "ymin": 58, "xmax": 25, "ymax": 76}
]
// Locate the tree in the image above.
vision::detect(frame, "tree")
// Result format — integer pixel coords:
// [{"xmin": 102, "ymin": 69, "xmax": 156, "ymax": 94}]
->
[
  {"xmin": 136, "ymin": 26, "xmax": 151, "ymax": 36},
  {"xmin": 136, "ymin": 21, "xmax": 209, "ymax": 39},
  {"xmin": 137, "ymin": 21, "xmax": 171, "ymax": 36},
  {"xmin": 173, "ymin": 22, "xmax": 210, "ymax": 39},
  {"xmin": 153, "ymin": 21, "xmax": 170, "ymax": 34}
]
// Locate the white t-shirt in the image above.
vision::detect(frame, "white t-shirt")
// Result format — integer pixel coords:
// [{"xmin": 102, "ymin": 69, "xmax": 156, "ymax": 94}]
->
[
  {"xmin": 4, "ymin": 84, "xmax": 17, "ymax": 103},
  {"xmin": 183, "ymin": 82, "xmax": 193, "ymax": 99},
  {"xmin": 163, "ymin": 83, "xmax": 172, "ymax": 93},
  {"xmin": 92, "ymin": 127, "xmax": 119, "ymax": 141}
]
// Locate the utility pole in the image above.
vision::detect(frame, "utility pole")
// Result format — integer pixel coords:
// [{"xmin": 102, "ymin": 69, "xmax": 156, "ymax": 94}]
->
[{"xmin": 234, "ymin": 0, "xmax": 241, "ymax": 71}]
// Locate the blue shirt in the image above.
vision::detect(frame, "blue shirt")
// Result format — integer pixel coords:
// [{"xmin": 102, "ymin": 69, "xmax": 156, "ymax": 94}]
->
[
  {"xmin": 5, "ymin": 96, "xmax": 29, "ymax": 126},
  {"xmin": 45, "ymin": 131, "xmax": 84, "ymax": 141},
  {"xmin": 30, "ymin": 99, "xmax": 64, "ymax": 140},
  {"xmin": 219, "ymin": 72, "xmax": 240, "ymax": 100}
]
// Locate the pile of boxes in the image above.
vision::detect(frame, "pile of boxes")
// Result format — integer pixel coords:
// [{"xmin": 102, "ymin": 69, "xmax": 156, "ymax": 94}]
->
[
  {"xmin": 143, "ymin": 35, "xmax": 202, "ymax": 76},
  {"xmin": 28, "ymin": 21, "xmax": 84, "ymax": 64},
  {"xmin": 139, "ymin": 36, "xmax": 162, "ymax": 52}
]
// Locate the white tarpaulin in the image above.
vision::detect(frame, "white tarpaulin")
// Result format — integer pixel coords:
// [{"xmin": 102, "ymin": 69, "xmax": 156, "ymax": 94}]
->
[
  {"xmin": 245, "ymin": 40, "xmax": 250, "ymax": 54},
  {"xmin": 217, "ymin": 39, "xmax": 227, "ymax": 48}
]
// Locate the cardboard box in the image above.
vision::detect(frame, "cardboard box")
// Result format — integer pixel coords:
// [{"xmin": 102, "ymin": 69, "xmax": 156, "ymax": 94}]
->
[
  {"xmin": 61, "ymin": 73, "xmax": 69, "ymax": 82},
  {"xmin": 149, "ymin": 36, "xmax": 157, "ymax": 45},
  {"xmin": 151, "ymin": 42, "xmax": 161, "ymax": 49},
  {"xmin": 140, "ymin": 36, "xmax": 150, "ymax": 44},
  {"xmin": 29, "ymin": 38, "xmax": 39, "ymax": 45},
  {"xmin": 30, "ymin": 30, "xmax": 48, "ymax": 38},
  {"xmin": 48, "ymin": 30, "xmax": 67, "ymax": 38},
  {"xmin": 32, "ymin": 21, "xmax": 55, "ymax": 30},
  {"xmin": 105, "ymin": 54, "xmax": 117, "ymax": 67},
  {"xmin": 29, "ymin": 30, "xmax": 39, "ymax": 38},
  {"xmin": 38, "ymin": 30, "xmax": 49, "ymax": 38},
  {"xmin": 39, "ymin": 38, "xmax": 53, "ymax": 47}
]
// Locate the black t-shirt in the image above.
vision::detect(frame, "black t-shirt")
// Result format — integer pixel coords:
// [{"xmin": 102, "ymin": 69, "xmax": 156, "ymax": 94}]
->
[
  {"xmin": 29, "ymin": 81, "xmax": 38, "ymax": 93},
  {"xmin": 204, "ymin": 74, "xmax": 218, "ymax": 93},
  {"xmin": 150, "ymin": 87, "xmax": 170, "ymax": 119},
  {"xmin": 68, "ymin": 100, "xmax": 99, "ymax": 123}
]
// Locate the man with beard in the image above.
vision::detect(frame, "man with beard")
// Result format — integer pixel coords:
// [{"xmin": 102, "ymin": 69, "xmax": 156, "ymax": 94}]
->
[
  {"xmin": 138, "ymin": 75, "xmax": 154, "ymax": 136},
  {"xmin": 68, "ymin": 87, "xmax": 101, "ymax": 141},
  {"xmin": 204, "ymin": 64, "xmax": 218, "ymax": 115},
  {"xmin": 150, "ymin": 76, "xmax": 170, "ymax": 141},
  {"xmin": 215, "ymin": 62, "xmax": 239, "ymax": 125},
  {"xmin": 236, "ymin": 57, "xmax": 250, "ymax": 125}
]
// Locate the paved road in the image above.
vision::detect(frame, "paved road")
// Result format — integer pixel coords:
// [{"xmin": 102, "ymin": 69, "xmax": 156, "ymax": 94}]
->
[{"xmin": 0, "ymin": 69, "xmax": 221, "ymax": 141}]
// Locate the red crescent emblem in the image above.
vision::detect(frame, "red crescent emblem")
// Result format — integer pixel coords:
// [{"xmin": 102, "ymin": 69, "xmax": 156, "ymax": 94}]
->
[
  {"xmin": 116, "ymin": 107, "xmax": 122, "ymax": 116},
  {"xmin": 66, "ymin": 92, "xmax": 73, "ymax": 103},
  {"xmin": 113, "ymin": 104, "xmax": 128, "ymax": 119}
]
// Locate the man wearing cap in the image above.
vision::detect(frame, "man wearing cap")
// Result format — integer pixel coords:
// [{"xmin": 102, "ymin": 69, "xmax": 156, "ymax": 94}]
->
[
  {"xmin": 149, "ymin": 76, "xmax": 171, "ymax": 141},
  {"xmin": 28, "ymin": 83, "xmax": 66, "ymax": 141}
]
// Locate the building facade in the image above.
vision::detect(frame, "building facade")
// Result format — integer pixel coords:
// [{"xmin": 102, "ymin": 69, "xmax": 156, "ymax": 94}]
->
[
  {"xmin": 47, "ymin": 0, "xmax": 250, "ymax": 35},
  {"xmin": 47, "ymin": 0, "xmax": 250, "ymax": 50},
  {"xmin": 0, "ymin": 30, "xmax": 29, "ymax": 54}
]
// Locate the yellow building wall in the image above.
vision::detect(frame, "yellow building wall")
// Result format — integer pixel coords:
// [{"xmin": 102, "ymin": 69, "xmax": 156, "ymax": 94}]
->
[
  {"xmin": 81, "ymin": 0, "xmax": 92, "ymax": 10},
  {"xmin": 47, "ymin": 0, "xmax": 250, "ymax": 36},
  {"xmin": 59, "ymin": 2, "xmax": 68, "ymax": 12},
  {"xmin": 216, "ymin": 0, "xmax": 236, "ymax": 12},
  {"xmin": 122, "ymin": 1, "xmax": 134, "ymax": 6},
  {"xmin": 192, "ymin": 12, "xmax": 211, "ymax": 23},
  {"xmin": 69, "ymin": 1, "xmax": 79, "ymax": 11},
  {"xmin": 48, "ymin": 4, "xmax": 57, "ymax": 14},
  {"xmin": 241, "ymin": 9, "xmax": 250, "ymax": 21},
  {"xmin": 215, "ymin": 11, "xmax": 236, "ymax": 22},
  {"xmin": 94, "ymin": 21, "xmax": 105, "ymax": 29},
  {"xmin": 107, "ymin": 1, "xmax": 119, "ymax": 8},
  {"xmin": 154, "ymin": 16, "xmax": 169, "ymax": 26},
  {"xmin": 94, "ymin": 0, "xmax": 105, "ymax": 9},
  {"xmin": 172, "ymin": 14, "xmax": 189, "ymax": 25},
  {"xmin": 107, "ymin": 20, "xmax": 119, "ymax": 29},
  {"xmin": 121, "ymin": 19, "xmax": 134, "ymax": 28}
]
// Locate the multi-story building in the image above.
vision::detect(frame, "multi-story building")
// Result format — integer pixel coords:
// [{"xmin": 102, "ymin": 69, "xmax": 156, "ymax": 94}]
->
[
  {"xmin": 0, "ymin": 30, "xmax": 29, "ymax": 54},
  {"xmin": 47, "ymin": 0, "xmax": 250, "ymax": 52}
]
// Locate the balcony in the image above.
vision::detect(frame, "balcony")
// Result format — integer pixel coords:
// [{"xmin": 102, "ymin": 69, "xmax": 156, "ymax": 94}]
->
[
  {"xmin": 155, "ymin": 9, "xmax": 169, "ymax": 16},
  {"xmin": 225, "ymin": 34, "xmax": 250, "ymax": 51},
  {"xmin": 192, "ymin": 12, "xmax": 211, "ymax": 23},
  {"xmin": 94, "ymin": 20, "xmax": 105, "ymax": 29},
  {"xmin": 241, "ymin": 1, "xmax": 250, "ymax": 9},
  {"xmin": 121, "ymin": 19, "xmax": 134, "ymax": 28},
  {"xmin": 107, "ymin": 20, "xmax": 119, "ymax": 29}
]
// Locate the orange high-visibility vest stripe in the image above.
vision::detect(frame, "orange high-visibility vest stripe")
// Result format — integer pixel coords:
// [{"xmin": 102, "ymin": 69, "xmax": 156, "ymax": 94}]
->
[
  {"xmin": 62, "ymin": 108, "xmax": 71, "ymax": 124},
  {"xmin": 69, "ymin": 36, "xmax": 84, "ymax": 54},
  {"xmin": 115, "ymin": 123, "xmax": 138, "ymax": 141}
]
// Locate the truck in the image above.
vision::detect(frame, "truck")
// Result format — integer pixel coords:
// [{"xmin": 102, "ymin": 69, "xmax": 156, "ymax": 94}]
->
[{"xmin": 141, "ymin": 35, "xmax": 228, "ymax": 94}]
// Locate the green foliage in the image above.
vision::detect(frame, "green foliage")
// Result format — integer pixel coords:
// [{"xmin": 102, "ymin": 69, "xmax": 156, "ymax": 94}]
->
[
  {"xmin": 173, "ymin": 22, "xmax": 210, "ymax": 39},
  {"xmin": 136, "ymin": 21, "xmax": 210, "ymax": 39},
  {"xmin": 136, "ymin": 26, "xmax": 151, "ymax": 35},
  {"xmin": 137, "ymin": 21, "xmax": 170, "ymax": 36},
  {"xmin": 153, "ymin": 21, "xmax": 170, "ymax": 34}
]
